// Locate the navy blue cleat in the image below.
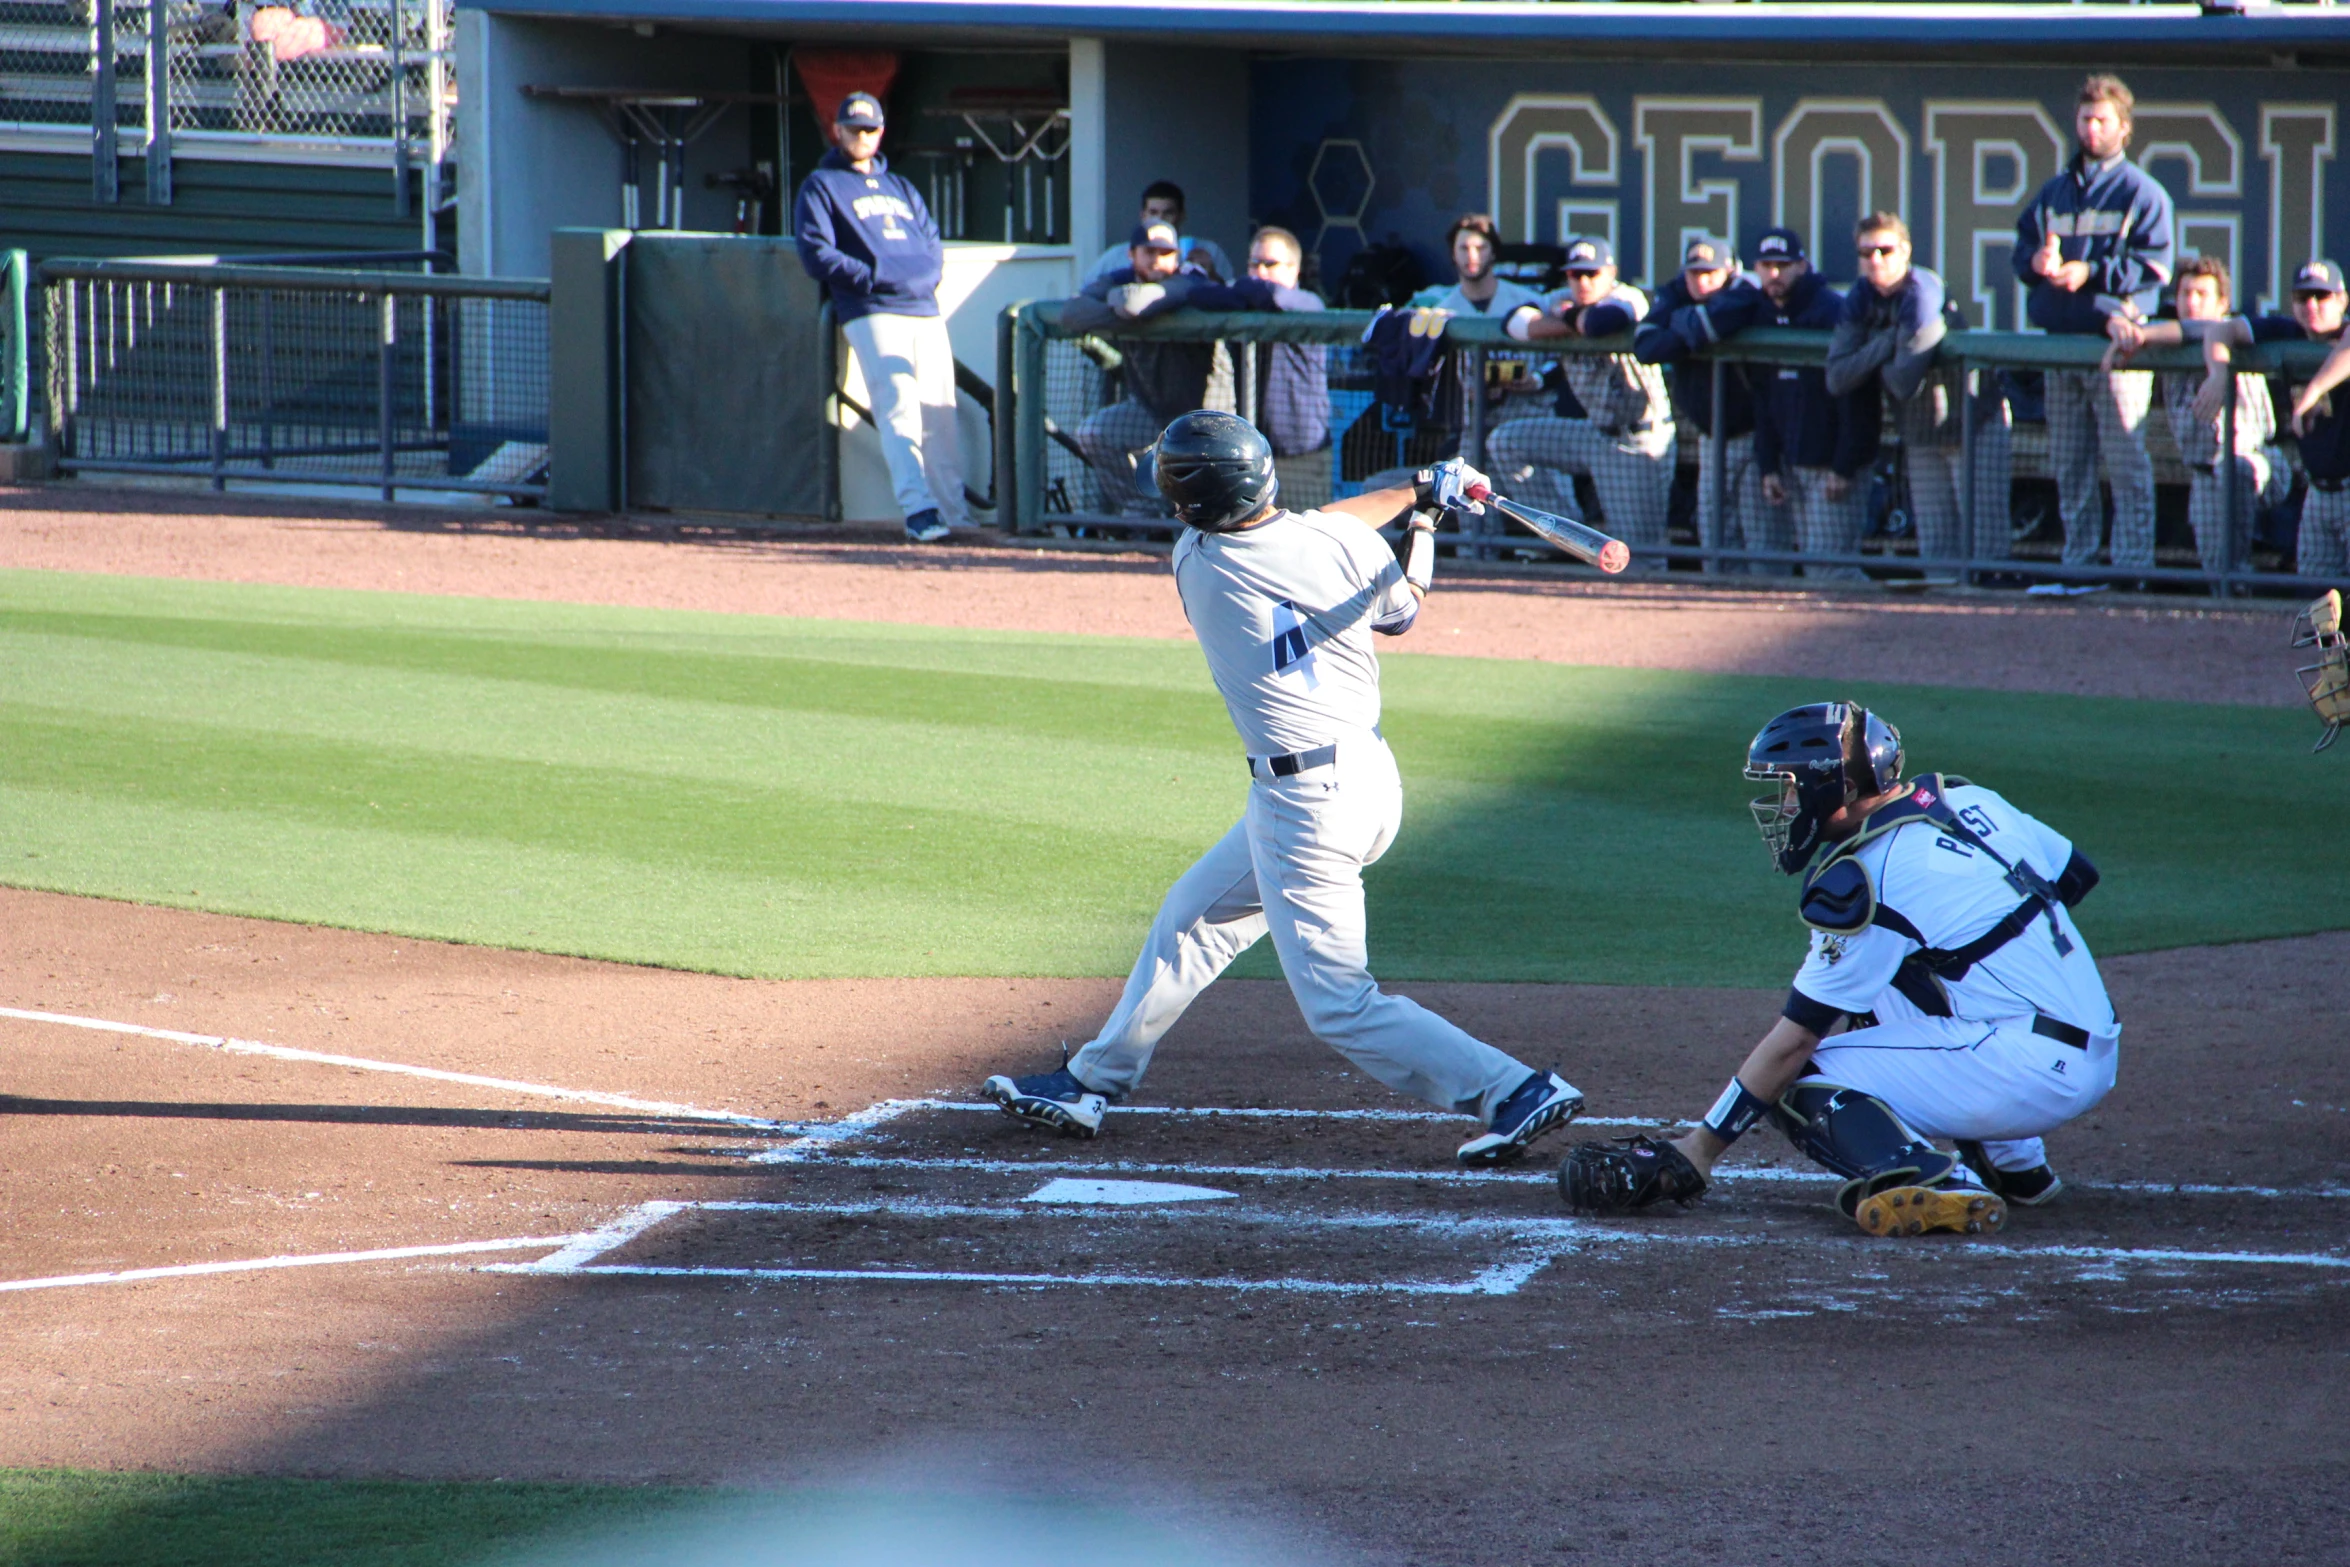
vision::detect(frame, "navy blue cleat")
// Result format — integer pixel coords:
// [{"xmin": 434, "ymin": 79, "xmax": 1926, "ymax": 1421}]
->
[
  {"xmin": 1456, "ymin": 1069, "xmax": 1584, "ymax": 1166},
  {"xmin": 904, "ymin": 507, "xmax": 952, "ymax": 543},
  {"xmin": 982, "ymin": 1066, "xmax": 1108, "ymax": 1137}
]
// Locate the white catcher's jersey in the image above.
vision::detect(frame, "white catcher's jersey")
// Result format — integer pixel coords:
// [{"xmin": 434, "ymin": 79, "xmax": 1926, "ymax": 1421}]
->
[
  {"xmin": 1790, "ymin": 783, "xmax": 2119, "ymax": 1041},
  {"xmin": 1173, "ymin": 508, "xmax": 1418, "ymax": 757}
]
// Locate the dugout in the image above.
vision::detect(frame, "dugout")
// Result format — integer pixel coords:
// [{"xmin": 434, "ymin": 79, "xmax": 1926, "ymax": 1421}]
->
[{"xmin": 459, "ymin": 0, "xmax": 2350, "ymax": 519}]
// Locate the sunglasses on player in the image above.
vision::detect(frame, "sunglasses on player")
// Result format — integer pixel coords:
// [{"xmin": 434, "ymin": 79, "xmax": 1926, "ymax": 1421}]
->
[{"xmin": 1857, "ymin": 243, "xmax": 1902, "ymax": 259}]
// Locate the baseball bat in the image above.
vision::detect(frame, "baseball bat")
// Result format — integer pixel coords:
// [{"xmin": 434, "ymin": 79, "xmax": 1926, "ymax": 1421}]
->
[{"xmin": 1466, "ymin": 485, "xmax": 1631, "ymax": 574}]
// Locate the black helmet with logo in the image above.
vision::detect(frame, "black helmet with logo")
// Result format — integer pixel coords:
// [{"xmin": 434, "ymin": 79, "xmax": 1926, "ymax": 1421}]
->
[{"xmin": 1151, "ymin": 410, "xmax": 1278, "ymax": 532}]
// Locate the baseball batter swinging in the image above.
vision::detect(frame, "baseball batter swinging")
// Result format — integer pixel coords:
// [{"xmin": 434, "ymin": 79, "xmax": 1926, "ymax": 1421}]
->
[
  {"xmin": 1561, "ymin": 702, "xmax": 2120, "ymax": 1235},
  {"xmin": 983, "ymin": 413, "xmax": 1584, "ymax": 1166}
]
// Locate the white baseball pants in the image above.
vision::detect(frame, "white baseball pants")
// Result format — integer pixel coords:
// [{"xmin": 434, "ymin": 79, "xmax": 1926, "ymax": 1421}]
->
[
  {"xmin": 1806, "ymin": 1015, "xmax": 2119, "ymax": 1176},
  {"xmin": 2045, "ymin": 368, "xmax": 2157, "ymax": 568},
  {"xmin": 1484, "ymin": 416, "xmax": 1676, "ymax": 551},
  {"xmin": 843, "ymin": 311, "xmax": 968, "ymax": 526},
  {"xmin": 1068, "ymin": 736, "xmax": 1532, "ymax": 1121}
]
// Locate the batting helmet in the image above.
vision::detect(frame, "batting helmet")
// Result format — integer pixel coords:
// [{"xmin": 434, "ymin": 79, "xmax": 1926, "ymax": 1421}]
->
[
  {"xmin": 1151, "ymin": 410, "xmax": 1277, "ymax": 532},
  {"xmin": 1742, "ymin": 702, "xmax": 1904, "ymax": 874}
]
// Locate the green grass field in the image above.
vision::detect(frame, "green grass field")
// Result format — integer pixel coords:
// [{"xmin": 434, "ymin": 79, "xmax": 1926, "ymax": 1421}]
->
[{"xmin": 1, "ymin": 568, "xmax": 2340, "ymax": 988}]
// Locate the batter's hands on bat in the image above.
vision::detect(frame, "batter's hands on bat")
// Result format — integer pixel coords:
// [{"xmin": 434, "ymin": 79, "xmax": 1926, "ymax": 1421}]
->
[{"xmin": 1415, "ymin": 457, "xmax": 1489, "ymax": 517}]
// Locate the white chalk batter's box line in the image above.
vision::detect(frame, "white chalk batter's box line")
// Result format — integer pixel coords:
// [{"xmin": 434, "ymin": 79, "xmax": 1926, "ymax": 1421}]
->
[
  {"xmin": 8, "ymin": 1007, "xmax": 2338, "ymax": 1202},
  {"xmin": 466, "ymin": 1194, "xmax": 2350, "ymax": 1299},
  {"xmin": 4, "ymin": 1005, "xmax": 2344, "ymax": 1297},
  {"xmin": 741, "ymin": 1097, "xmax": 2350, "ymax": 1204}
]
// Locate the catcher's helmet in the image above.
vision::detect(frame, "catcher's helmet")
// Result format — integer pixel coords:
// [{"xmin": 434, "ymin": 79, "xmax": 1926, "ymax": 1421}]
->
[
  {"xmin": 1742, "ymin": 702, "xmax": 1904, "ymax": 874},
  {"xmin": 1152, "ymin": 410, "xmax": 1278, "ymax": 532}
]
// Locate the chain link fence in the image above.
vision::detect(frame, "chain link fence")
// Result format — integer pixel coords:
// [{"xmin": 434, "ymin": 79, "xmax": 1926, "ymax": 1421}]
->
[
  {"xmin": 42, "ymin": 258, "xmax": 547, "ymax": 498},
  {"xmin": 1002, "ymin": 300, "xmax": 2350, "ymax": 593}
]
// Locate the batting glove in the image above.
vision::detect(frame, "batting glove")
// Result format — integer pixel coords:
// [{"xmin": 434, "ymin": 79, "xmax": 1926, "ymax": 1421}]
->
[{"xmin": 1414, "ymin": 457, "xmax": 1489, "ymax": 516}]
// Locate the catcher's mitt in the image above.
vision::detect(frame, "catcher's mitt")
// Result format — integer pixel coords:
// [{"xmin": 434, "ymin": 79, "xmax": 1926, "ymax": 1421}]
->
[
  {"xmin": 2292, "ymin": 589, "xmax": 2347, "ymax": 753},
  {"xmin": 1558, "ymin": 1135, "xmax": 1709, "ymax": 1215}
]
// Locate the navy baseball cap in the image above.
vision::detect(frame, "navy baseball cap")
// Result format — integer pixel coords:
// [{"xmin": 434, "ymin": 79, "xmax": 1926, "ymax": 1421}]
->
[
  {"xmin": 1130, "ymin": 220, "xmax": 1181, "ymax": 252},
  {"xmin": 835, "ymin": 92, "xmax": 885, "ymax": 129},
  {"xmin": 1755, "ymin": 227, "xmax": 1807, "ymax": 263},
  {"xmin": 2294, "ymin": 259, "xmax": 2346, "ymax": 295},
  {"xmin": 1682, "ymin": 237, "xmax": 1732, "ymax": 270},
  {"xmin": 1563, "ymin": 236, "xmax": 1615, "ymax": 272}
]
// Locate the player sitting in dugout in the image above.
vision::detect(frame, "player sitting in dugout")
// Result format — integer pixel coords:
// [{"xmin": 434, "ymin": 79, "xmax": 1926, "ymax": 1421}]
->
[{"xmin": 1561, "ymin": 702, "xmax": 2118, "ymax": 1237}]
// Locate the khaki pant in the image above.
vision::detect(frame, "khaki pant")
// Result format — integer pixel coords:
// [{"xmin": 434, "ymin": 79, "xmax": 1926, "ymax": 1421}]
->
[{"xmin": 842, "ymin": 311, "xmax": 968, "ymax": 526}]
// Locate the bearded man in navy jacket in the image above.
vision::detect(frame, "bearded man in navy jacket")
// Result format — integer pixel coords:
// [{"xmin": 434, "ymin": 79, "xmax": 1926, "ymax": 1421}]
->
[
  {"xmin": 2012, "ymin": 74, "xmax": 2175, "ymax": 573},
  {"xmin": 794, "ymin": 92, "xmax": 965, "ymax": 542}
]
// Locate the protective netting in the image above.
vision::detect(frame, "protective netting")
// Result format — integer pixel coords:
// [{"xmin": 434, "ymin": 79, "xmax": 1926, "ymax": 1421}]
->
[
  {"xmin": 1032, "ymin": 327, "xmax": 1553, "ymax": 530},
  {"xmin": 46, "ymin": 271, "xmax": 549, "ymax": 494},
  {"xmin": 0, "ymin": 0, "xmax": 440, "ymax": 151}
]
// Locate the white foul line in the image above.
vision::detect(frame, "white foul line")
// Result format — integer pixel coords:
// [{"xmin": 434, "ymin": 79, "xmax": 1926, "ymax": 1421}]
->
[
  {"xmin": 0, "ymin": 1005, "xmax": 794, "ymax": 1131},
  {"xmin": 0, "ymin": 1235, "xmax": 577, "ymax": 1294}
]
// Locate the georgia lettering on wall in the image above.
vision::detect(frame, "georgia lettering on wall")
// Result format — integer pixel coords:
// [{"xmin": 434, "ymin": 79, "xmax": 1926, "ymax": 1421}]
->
[{"xmin": 1488, "ymin": 94, "xmax": 2336, "ymax": 318}]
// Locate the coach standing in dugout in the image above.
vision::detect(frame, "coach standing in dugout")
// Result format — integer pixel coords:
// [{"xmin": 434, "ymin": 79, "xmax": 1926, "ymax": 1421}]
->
[
  {"xmin": 2012, "ymin": 74, "xmax": 2175, "ymax": 575},
  {"xmin": 1828, "ymin": 211, "xmax": 2015, "ymax": 570},
  {"xmin": 793, "ymin": 92, "xmax": 964, "ymax": 543}
]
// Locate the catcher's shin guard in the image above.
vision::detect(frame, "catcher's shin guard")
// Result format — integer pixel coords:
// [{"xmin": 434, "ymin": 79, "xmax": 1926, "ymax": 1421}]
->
[{"xmin": 1772, "ymin": 1080, "xmax": 1962, "ymax": 1217}]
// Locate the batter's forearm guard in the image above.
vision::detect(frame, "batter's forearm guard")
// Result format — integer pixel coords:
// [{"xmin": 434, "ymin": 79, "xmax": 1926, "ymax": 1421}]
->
[{"xmin": 1403, "ymin": 515, "xmax": 1437, "ymax": 593}]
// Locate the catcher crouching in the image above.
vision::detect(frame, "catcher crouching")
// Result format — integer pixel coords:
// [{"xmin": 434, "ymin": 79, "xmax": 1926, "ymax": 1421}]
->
[{"xmin": 1561, "ymin": 702, "xmax": 2119, "ymax": 1236}]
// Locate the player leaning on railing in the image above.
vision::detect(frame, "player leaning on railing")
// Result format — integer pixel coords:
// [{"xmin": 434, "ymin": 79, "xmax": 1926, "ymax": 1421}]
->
[{"xmin": 1561, "ymin": 702, "xmax": 2119, "ymax": 1237}]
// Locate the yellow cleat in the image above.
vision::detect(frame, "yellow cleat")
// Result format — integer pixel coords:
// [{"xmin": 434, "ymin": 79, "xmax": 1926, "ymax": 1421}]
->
[{"xmin": 1853, "ymin": 1184, "xmax": 2008, "ymax": 1238}]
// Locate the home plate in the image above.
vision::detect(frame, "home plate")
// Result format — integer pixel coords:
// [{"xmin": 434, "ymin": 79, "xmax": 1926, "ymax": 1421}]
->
[{"xmin": 1023, "ymin": 1178, "xmax": 1237, "ymax": 1206}]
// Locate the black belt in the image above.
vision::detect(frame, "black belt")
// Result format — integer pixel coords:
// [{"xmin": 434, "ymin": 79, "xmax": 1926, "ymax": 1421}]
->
[
  {"xmin": 2314, "ymin": 476, "xmax": 2348, "ymax": 494},
  {"xmin": 1249, "ymin": 726, "xmax": 1381, "ymax": 780},
  {"xmin": 2190, "ymin": 460, "xmax": 2217, "ymax": 475},
  {"xmin": 2031, "ymin": 1014, "xmax": 2091, "ymax": 1049}
]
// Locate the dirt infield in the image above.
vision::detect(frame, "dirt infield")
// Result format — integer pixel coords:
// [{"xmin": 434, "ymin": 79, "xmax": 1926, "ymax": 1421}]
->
[
  {"xmin": 3, "ymin": 487, "xmax": 2345, "ymax": 1563},
  {"xmin": 3, "ymin": 890, "xmax": 2346, "ymax": 1564},
  {"xmin": 0, "ymin": 482, "xmax": 2303, "ymax": 704}
]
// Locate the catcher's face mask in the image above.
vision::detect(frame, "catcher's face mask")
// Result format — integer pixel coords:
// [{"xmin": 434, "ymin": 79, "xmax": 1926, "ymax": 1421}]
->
[{"xmin": 2293, "ymin": 589, "xmax": 2348, "ymax": 754}]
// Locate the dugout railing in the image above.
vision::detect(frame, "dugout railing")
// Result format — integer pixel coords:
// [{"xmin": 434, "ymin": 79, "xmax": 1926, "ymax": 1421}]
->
[
  {"xmin": 1001, "ymin": 300, "xmax": 2350, "ymax": 593},
  {"xmin": 41, "ymin": 257, "xmax": 550, "ymax": 501}
]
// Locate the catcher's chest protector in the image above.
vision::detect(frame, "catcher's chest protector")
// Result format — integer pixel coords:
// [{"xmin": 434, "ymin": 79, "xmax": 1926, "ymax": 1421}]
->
[{"xmin": 1795, "ymin": 775, "xmax": 1973, "ymax": 938}]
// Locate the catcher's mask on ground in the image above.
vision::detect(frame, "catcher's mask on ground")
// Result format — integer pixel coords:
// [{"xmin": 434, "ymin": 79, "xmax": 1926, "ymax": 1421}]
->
[
  {"xmin": 1743, "ymin": 702, "xmax": 1904, "ymax": 874},
  {"xmin": 2292, "ymin": 589, "xmax": 2347, "ymax": 754},
  {"xmin": 1152, "ymin": 410, "xmax": 1279, "ymax": 532}
]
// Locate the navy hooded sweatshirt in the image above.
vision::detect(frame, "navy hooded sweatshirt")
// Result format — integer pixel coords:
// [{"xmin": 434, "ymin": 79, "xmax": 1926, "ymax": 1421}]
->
[
  {"xmin": 1698, "ymin": 268, "xmax": 1874, "ymax": 479},
  {"xmin": 2011, "ymin": 151, "xmax": 2175, "ymax": 336},
  {"xmin": 1634, "ymin": 273, "xmax": 1759, "ymax": 439},
  {"xmin": 793, "ymin": 149, "xmax": 943, "ymax": 322}
]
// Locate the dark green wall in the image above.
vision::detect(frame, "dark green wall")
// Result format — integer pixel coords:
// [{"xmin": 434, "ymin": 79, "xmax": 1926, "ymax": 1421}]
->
[{"xmin": 0, "ymin": 152, "xmax": 442, "ymax": 263}]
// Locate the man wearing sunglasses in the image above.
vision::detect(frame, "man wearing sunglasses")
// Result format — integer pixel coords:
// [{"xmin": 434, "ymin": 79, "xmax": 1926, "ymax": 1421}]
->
[{"xmin": 1828, "ymin": 212, "xmax": 2016, "ymax": 569}]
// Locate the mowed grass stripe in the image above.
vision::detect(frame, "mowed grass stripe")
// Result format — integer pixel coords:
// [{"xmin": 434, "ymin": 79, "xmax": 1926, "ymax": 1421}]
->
[{"xmin": 0, "ymin": 571, "xmax": 2339, "ymax": 985}]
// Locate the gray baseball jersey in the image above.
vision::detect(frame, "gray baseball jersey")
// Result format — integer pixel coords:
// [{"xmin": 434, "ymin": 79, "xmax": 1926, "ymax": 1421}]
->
[{"xmin": 1172, "ymin": 508, "xmax": 1417, "ymax": 757}]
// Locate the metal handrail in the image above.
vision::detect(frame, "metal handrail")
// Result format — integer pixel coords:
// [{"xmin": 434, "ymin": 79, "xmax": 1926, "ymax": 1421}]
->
[{"xmin": 36, "ymin": 258, "xmax": 548, "ymax": 301}]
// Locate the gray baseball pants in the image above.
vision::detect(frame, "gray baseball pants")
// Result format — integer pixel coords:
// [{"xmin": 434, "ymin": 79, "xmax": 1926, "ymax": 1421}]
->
[
  {"xmin": 1068, "ymin": 736, "xmax": 1532, "ymax": 1121},
  {"xmin": 1700, "ymin": 432, "xmax": 1784, "ymax": 574},
  {"xmin": 1905, "ymin": 421, "xmax": 2016, "ymax": 565},
  {"xmin": 1485, "ymin": 416, "xmax": 1676, "ymax": 552},
  {"xmin": 1778, "ymin": 466, "xmax": 1866, "ymax": 581},
  {"xmin": 2301, "ymin": 485, "xmax": 2350, "ymax": 578},
  {"xmin": 2186, "ymin": 453, "xmax": 2273, "ymax": 578},
  {"xmin": 2045, "ymin": 368, "xmax": 2157, "ymax": 568}
]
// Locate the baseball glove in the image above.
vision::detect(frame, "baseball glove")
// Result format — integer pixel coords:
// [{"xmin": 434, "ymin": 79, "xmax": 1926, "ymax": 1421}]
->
[{"xmin": 1558, "ymin": 1135, "xmax": 1709, "ymax": 1215}]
